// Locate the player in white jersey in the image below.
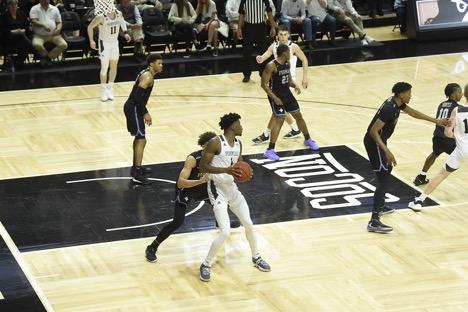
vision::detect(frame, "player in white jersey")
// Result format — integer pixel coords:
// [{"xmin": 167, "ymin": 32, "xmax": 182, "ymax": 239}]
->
[
  {"xmin": 409, "ymin": 84, "xmax": 468, "ymax": 211},
  {"xmin": 87, "ymin": 7, "xmax": 130, "ymax": 101},
  {"xmin": 199, "ymin": 113, "xmax": 271, "ymax": 282},
  {"xmin": 252, "ymin": 25, "xmax": 309, "ymax": 144}
]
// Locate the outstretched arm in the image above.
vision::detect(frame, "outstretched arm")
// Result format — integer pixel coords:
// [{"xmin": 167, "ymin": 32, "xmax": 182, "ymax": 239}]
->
[
  {"xmin": 261, "ymin": 63, "xmax": 283, "ymax": 105},
  {"xmin": 403, "ymin": 105, "xmax": 449, "ymax": 127},
  {"xmin": 444, "ymin": 109, "xmax": 457, "ymax": 138}
]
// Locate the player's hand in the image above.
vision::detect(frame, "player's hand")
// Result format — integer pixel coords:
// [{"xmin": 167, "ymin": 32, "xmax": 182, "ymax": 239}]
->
[
  {"xmin": 273, "ymin": 96, "xmax": 283, "ymax": 106},
  {"xmin": 294, "ymin": 86, "xmax": 301, "ymax": 94},
  {"xmin": 437, "ymin": 118, "xmax": 450, "ymax": 127},
  {"xmin": 226, "ymin": 166, "xmax": 242, "ymax": 178},
  {"xmin": 143, "ymin": 113, "xmax": 152, "ymax": 126},
  {"xmin": 90, "ymin": 40, "xmax": 97, "ymax": 50},
  {"xmin": 385, "ymin": 149, "xmax": 397, "ymax": 167},
  {"xmin": 256, "ymin": 55, "xmax": 263, "ymax": 64},
  {"xmin": 124, "ymin": 34, "xmax": 131, "ymax": 42},
  {"xmin": 236, "ymin": 28, "xmax": 243, "ymax": 40},
  {"xmin": 199, "ymin": 174, "xmax": 209, "ymax": 183},
  {"xmin": 302, "ymin": 79, "xmax": 308, "ymax": 89}
]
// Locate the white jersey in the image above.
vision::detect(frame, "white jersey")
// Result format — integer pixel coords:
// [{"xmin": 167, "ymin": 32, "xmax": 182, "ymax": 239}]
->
[
  {"xmin": 273, "ymin": 40, "xmax": 297, "ymax": 80},
  {"xmin": 210, "ymin": 135, "xmax": 241, "ymax": 184},
  {"xmin": 454, "ymin": 105, "xmax": 468, "ymax": 153},
  {"xmin": 98, "ymin": 10, "xmax": 126, "ymax": 42}
]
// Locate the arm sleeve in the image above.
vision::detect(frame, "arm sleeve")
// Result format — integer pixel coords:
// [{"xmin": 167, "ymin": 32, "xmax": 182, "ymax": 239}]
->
[
  {"xmin": 55, "ymin": 8, "xmax": 62, "ymax": 23},
  {"xmin": 263, "ymin": 0, "xmax": 272, "ymax": 12},
  {"xmin": 300, "ymin": 0, "xmax": 306, "ymax": 19},
  {"xmin": 169, "ymin": 4, "xmax": 183, "ymax": 23},
  {"xmin": 29, "ymin": 6, "xmax": 38, "ymax": 19},
  {"xmin": 345, "ymin": 0, "xmax": 357, "ymax": 15},
  {"xmin": 189, "ymin": 3, "xmax": 197, "ymax": 23},
  {"xmin": 134, "ymin": 6, "xmax": 143, "ymax": 25},
  {"xmin": 281, "ymin": 1, "xmax": 293, "ymax": 20}
]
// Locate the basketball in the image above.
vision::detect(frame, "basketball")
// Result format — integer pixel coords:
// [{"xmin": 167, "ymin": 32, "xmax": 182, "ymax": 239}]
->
[{"xmin": 233, "ymin": 161, "xmax": 253, "ymax": 183}]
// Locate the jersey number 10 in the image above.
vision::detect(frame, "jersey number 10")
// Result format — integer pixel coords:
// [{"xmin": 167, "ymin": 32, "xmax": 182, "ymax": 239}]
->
[{"xmin": 437, "ymin": 108, "xmax": 450, "ymax": 119}]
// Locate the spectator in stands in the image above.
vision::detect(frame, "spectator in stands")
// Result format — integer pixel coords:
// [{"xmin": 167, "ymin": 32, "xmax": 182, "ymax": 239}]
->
[
  {"xmin": 118, "ymin": 0, "xmax": 145, "ymax": 56},
  {"xmin": 226, "ymin": 0, "xmax": 240, "ymax": 37},
  {"xmin": 328, "ymin": 0, "xmax": 374, "ymax": 46},
  {"xmin": 169, "ymin": 0, "xmax": 197, "ymax": 57},
  {"xmin": 134, "ymin": 0, "xmax": 162, "ymax": 12},
  {"xmin": 280, "ymin": 0, "xmax": 314, "ymax": 50},
  {"xmin": 1, "ymin": 0, "xmax": 35, "ymax": 69},
  {"xmin": 30, "ymin": 0, "xmax": 67, "ymax": 67},
  {"xmin": 306, "ymin": 0, "xmax": 336, "ymax": 46},
  {"xmin": 394, "ymin": 0, "xmax": 406, "ymax": 34},
  {"xmin": 368, "ymin": 0, "xmax": 383, "ymax": 18},
  {"xmin": 195, "ymin": 0, "xmax": 219, "ymax": 56}
]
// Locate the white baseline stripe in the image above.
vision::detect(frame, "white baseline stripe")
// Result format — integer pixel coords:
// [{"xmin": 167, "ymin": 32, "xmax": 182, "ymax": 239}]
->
[
  {"xmin": 0, "ymin": 222, "xmax": 55, "ymax": 312},
  {"xmin": 106, "ymin": 200, "xmax": 206, "ymax": 232},
  {"xmin": 66, "ymin": 177, "xmax": 176, "ymax": 184}
]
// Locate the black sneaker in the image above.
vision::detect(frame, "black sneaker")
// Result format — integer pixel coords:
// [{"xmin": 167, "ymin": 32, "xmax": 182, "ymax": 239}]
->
[
  {"xmin": 252, "ymin": 256, "xmax": 271, "ymax": 272},
  {"xmin": 367, "ymin": 219, "xmax": 393, "ymax": 233},
  {"xmin": 413, "ymin": 174, "xmax": 429, "ymax": 186},
  {"xmin": 283, "ymin": 129, "xmax": 301, "ymax": 139},
  {"xmin": 242, "ymin": 76, "xmax": 250, "ymax": 83},
  {"xmin": 252, "ymin": 133, "xmax": 269, "ymax": 145},
  {"xmin": 199, "ymin": 263, "xmax": 211, "ymax": 282},
  {"xmin": 145, "ymin": 245, "xmax": 157, "ymax": 262},
  {"xmin": 142, "ymin": 166, "xmax": 152, "ymax": 174},
  {"xmin": 378, "ymin": 205, "xmax": 395, "ymax": 216},
  {"xmin": 131, "ymin": 167, "xmax": 152, "ymax": 185}
]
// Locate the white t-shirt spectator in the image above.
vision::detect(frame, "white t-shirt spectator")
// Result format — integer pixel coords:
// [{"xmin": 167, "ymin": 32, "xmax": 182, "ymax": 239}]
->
[
  {"xmin": 199, "ymin": 0, "xmax": 217, "ymax": 19},
  {"xmin": 30, "ymin": 3, "xmax": 61, "ymax": 36}
]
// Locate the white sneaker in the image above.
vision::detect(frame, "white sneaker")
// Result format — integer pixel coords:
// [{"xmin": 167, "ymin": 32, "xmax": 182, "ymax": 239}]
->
[
  {"xmin": 100, "ymin": 85, "xmax": 108, "ymax": 102},
  {"xmin": 408, "ymin": 199, "xmax": 423, "ymax": 212},
  {"xmin": 106, "ymin": 84, "xmax": 114, "ymax": 101},
  {"xmin": 365, "ymin": 35, "xmax": 375, "ymax": 44},
  {"xmin": 361, "ymin": 38, "xmax": 369, "ymax": 46}
]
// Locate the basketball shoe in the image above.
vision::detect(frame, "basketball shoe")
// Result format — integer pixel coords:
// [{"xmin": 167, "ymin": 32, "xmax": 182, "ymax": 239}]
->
[
  {"xmin": 408, "ymin": 199, "xmax": 423, "ymax": 212},
  {"xmin": 199, "ymin": 263, "xmax": 211, "ymax": 282},
  {"xmin": 283, "ymin": 129, "xmax": 301, "ymax": 139},
  {"xmin": 145, "ymin": 245, "xmax": 157, "ymax": 262},
  {"xmin": 413, "ymin": 174, "xmax": 429, "ymax": 186},
  {"xmin": 367, "ymin": 219, "xmax": 393, "ymax": 233},
  {"xmin": 252, "ymin": 256, "xmax": 271, "ymax": 272},
  {"xmin": 252, "ymin": 133, "xmax": 269, "ymax": 145}
]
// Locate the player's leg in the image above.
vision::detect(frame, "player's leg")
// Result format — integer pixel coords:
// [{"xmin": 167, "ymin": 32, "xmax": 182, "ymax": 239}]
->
[
  {"xmin": 283, "ymin": 112, "xmax": 301, "ymax": 139},
  {"xmin": 229, "ymin": 187, "xmax": 270, "ymax": 272},
  {"xmin": 414, "ymin": 152, "xmax": 438, "ymax": 186},
  {"xmin": 124, "ymin": 104, "xmax": 149, "ymax": 184},
  {"xmin": 99, "ymin": 41, "xmax": 110, "ymax": 101},
  {"xmin": 289, "ymin": 108, "xmax": 319, "ymax": 151},
  {"xmin": 252, "ymin": 114, "xmax": 274, "ymax": 145},
  {"xmin": 106, "ymin": 43, "xmax": 119, "ymax": 100}
]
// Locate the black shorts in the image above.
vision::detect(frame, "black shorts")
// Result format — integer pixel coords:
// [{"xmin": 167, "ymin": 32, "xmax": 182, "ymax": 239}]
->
[
  {"xmin": 432, "ymin": 136, "xmax": 456, "ymax": 156},
  {"xmin": 268, "ymin": 92, "xmax": 300, "ymax": 116},
  {"xmin": 364, "ymin": 134, "xmax": 390, "ymax": 172},
  {"xmin": 174, "ymin": 183, "xmax": 208, "ymax": 206},
  {"xmin": 124, "ymin": 102, "xmax": 145, "ymax": 138}
]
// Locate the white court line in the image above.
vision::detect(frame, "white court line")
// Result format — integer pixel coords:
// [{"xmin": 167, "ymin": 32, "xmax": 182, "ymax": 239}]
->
[
  {"xmin": 66, "ymin": 177, "xmax": 176, "ymax": 184},
  {"xmin": 106, "ymin": 200, "xmax": 206, "ymax": 232},
  {"xmin": 0, "ymin": 222, "xmax": 55, "ymax": 312}
]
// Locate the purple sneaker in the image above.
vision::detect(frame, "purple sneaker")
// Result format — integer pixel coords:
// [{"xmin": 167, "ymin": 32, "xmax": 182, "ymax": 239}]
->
[
  {"xmin": 304, "ymin": 138, "xmax": 319, "ymax": 151},
  {"xmin": 264, "ymin": 149, "xmax": 280, "ymax": 161}
]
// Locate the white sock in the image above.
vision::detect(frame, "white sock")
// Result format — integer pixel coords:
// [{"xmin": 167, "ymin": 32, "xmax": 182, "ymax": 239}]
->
[
  {"xmin": 263, "ymin": 128, "xmax": 271, "ymax": 137},
  {"xmin": 207, "ymin": 43, "xmax": 212, "ymax": 48},
  {"xmin": 420, "ymin": 171, "xmax": 427, "ymax": 176},
  {"xmin": 417, "ymin": 193, "xmax": 428, "ymax": 202},
  {"xmin": 290, "ymin": 122, "xmax": 299, "ymax": 132}
]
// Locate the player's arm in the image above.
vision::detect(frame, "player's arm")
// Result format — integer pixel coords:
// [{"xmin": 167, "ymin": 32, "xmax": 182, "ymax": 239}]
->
[
  {"xmin": 256, "ymin": 43, "xmax": 274, "ymax": 64},
  {"xmin": 444, "ymin": 109, "xmax": 457, "ymax": 138},
  {"xmin": 177, "ymin": 156, "xmax": 208, "ymax": 188},
  {"xmin": 135, "ymin": 72, "xmax": 153, "ymax": 124},
  {"xmin": 292, "ymin": 43, "xmax": 308, "ymax": 89},
  {"xmin": 288, "ymin": 72, "xmax": 301, "ymax": 94},
  {"xmin": 402, "ymin": 105, "xmax": 449, "ymax": 127},
  {"xmin": 261, "ymin": 63, "xmax": 283, "ymax": 105},
  {"xmin": 369, "ymin": 119, "xmax": 397, "ymax": 167},
  {"xmin": 200, "ymin": 138, "xmax": 239, "ymax": 176},
  {"xmin": 87, "ymin": 15, "xmax": 103, "ymax": 50},
  {"xmin": 119, "ymin": 15, "xmax": 131, "ymax": 42},
  {"xmin": 238, "ymin": 140, "xmax": 243, "ymax": 161}
]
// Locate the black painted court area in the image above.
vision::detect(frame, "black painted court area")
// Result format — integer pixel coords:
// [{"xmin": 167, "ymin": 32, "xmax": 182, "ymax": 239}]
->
[{"xmin": 0, "ymin": 146, "xmax": 437, "ymax": 252}]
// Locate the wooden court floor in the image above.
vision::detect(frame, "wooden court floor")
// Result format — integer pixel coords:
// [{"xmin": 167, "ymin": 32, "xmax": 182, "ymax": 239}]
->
[{"xmin": 1, "ymin": 53, "xmax": 468, "ymax": 311}]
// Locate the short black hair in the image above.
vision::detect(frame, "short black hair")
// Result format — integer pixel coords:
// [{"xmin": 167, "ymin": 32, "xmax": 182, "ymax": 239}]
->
[
  {"xmin": 197, "ymin": 131, "xmax": 217, "ymax": 146},
  {"xmin": 146, "ymin": 53, "xmax": 162, "ymax": 66},
  {"xmin": 278, "ymin": 25, "xmax": 289, "ymax": 33},
  {"xmin": 392, "ymin": 82, "xmax": 412, "ymax": 95},
  {"xmin": 277, "ymin": 44, "xmax": 289, "ymax": 57},
  {"xmin": 444, "ymin": 83, "xmax": 461, "ymax": 97},
  {"xmin": 219, "ymin": 113, "xmax": 241, "ymax": 130}
]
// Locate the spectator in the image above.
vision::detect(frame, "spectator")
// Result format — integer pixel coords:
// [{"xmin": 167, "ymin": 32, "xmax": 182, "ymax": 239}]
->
[
  {"xmin": 195, "ymin": 0, "xmax": 219, "ymax": 56},
  {"xmin": 134, "ymin": 0, "xmax": 162, "ymax": 12},
  {"xmin": 30, "ymin": 0, "xmax": 67, "ymax": 67},
  {"xmin": 280, "ymin": 0, "xmax": 314, "ymax": 50},
  {"xmin": 368, "ymin": 0, "xmax": 383, "ymax": 18},
  {"xmin": 169, "ymin": 0, "xmax": 197, "ymax": 57},
  {"xmin": 306, "ymin": 0, "xmax": 336, "ymax": 46},
  {"xmin": 1, "ymin": 0, "xmax": 36, "ymax": 69},
  {"xmin": 118, "ymin": 0, "xmax": 145, "ymax": 56},
  {"xmin": 328, "ymin": 0, "xmax": 374, "ymax": 46},
  {"xmin": 394, "ymin": 0, "xmax": 406, "ymax": 34},
  {"xmin": 226, "ymin": 0, "xmax": 240, "ymax": 36}
]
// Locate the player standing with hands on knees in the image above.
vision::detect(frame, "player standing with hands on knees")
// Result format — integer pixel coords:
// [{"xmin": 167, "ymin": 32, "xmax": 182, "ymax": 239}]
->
[
  {"xmin": 87, "ymin": 0, "xmax": 131, "ymax": 101},
  {"xmin": 198, "ymin": 113, "xmax": 271, "ymax": 282},
  {"xmin": 364, "ymin": 82, "xmax": 450, "ymax": 233}
]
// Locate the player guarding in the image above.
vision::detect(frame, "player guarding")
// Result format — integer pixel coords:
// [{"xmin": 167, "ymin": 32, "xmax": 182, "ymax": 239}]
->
[
  {"xmin": 409, "ymin": 98, "xmax": 468, "ymax": 211},
  {"xmin": 261, "ymin": 44, "xmax": 319, "ymax": 161},
  {"xmin": 252, "ymin": 25, "xmax": 309, "ymax": 144},
  {"xmin": 199, "ymin": 113, "xmax": 271, "ymax": 282},
  {"xmin": 87, "ymin": 0, "xmax": 131, "ymax": 102},
  {"xmin": 413, "ymin": 83, "xmax": 462, "ymax": 185},
  {"xmin": 123, "ymin": 54, "xmax": 163, "ymax": 184}
]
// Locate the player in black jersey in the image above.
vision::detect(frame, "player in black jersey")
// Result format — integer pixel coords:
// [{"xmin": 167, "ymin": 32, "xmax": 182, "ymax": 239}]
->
[
  {"xmin": 413, "ymin": 83, "xmax": 462, "ymax": 186},
  {"xmin": 364, "ymin": 82, "xmax": 449, "ymax": 233},
  {"xmin": 260, "ymin": 44, "xmax": 319, "ymax": 161},
  {"xmin": 124, "ymin": 54, "xmax": 163, "ymax": 185}
]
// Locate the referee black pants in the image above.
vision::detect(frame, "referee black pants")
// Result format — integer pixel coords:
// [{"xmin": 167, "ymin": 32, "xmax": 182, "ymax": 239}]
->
[{"xmin": 242, "ymin": 22, "xmax": 270, "ymax": 79}]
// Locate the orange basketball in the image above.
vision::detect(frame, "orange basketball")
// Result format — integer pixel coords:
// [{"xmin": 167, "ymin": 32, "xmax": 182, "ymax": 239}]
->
[{"xmin": 233, "ymin": 161, "xmax": 253, "ymax": 183}]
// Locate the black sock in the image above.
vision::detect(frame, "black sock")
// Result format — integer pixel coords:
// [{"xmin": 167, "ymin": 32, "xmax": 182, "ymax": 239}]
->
[
  {"xmin": 371, "ymin": 211, "xmax": 379, "ymax": 220},
  {"xmin": 304, "ymin": 133, "xmax": 310, "ymax": 140},
  {"xmin": 268, "ymin": 143, "xmax": 275, "ymax": 150},
  {"xmin": 150, "ymin": 239, "xmax": 159, "ymax": 250}
]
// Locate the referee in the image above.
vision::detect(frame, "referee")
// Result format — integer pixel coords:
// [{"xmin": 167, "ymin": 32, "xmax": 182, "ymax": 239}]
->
[{"xmin": 237, "ymin": 0, "xmax": 276, "ymax": 83}]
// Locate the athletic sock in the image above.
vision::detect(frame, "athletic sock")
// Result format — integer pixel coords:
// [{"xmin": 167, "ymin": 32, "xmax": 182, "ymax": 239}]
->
[
  {"xmin": 290, "ymin": 122, "xmax": 299, "ymax": 132},
  {"xmin": 420, "ymin": 171, "xmax": 427, "ymax": 176},
  {"xmin": 416, "ymin": 193, "xmax": 428, "ymax": 202},
  {"xmin": 268, "ymin": 143, "xmax": 275, "ymax": 150},
  {"xmin": 304, "ymin": 133, "xmax": 310, "ymax": 140},
  {"xmin": 263, "ymin": 128, "xmax": 271, "ymax": 137},
  {"xmin": 371, "ymin": 211, "xmax": 380, "ymax": 220}
]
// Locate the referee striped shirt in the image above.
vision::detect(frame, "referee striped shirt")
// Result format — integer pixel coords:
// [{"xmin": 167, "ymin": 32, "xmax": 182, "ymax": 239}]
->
[{"xmin": 238, "ymin": 0, "xmax": 272, "ymax": 24}]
